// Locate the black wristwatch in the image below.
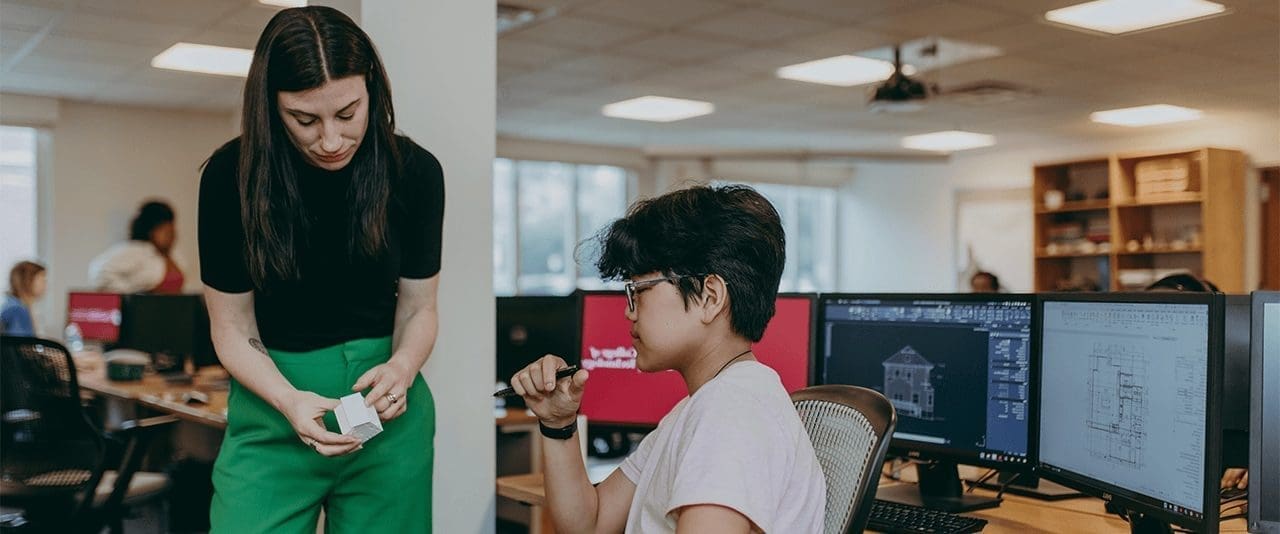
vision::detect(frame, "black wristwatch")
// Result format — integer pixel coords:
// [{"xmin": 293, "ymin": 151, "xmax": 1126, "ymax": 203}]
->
[{"xmin": 539, "ymin": 419, "xmax": 577, "ymax": 440}]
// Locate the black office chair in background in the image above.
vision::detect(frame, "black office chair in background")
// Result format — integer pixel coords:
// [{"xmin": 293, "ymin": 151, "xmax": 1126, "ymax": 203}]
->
[
  {"xmin": 0, "ymin": 335, "xmax": 176, "ymax": 533},
  {"xmin": 792, "ymin": 384, "xmax": 897, "ymax": 534}
]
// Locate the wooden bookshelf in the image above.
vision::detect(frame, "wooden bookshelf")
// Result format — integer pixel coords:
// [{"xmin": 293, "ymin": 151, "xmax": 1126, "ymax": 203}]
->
[{"xmin": 1032, "ymin": 148, "xmax": 1246, "ymax": 292}]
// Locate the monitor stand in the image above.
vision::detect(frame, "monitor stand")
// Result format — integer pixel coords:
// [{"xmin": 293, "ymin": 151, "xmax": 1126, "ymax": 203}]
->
[
  {"xmin": 877, "ymin": 460, "xmax": 1002, "ymax": 513},
  {"xmin": 1125, "ymin": 511, "xmax": 1173, "ymax": 534},
  {"xmin": 967, "ymin": 471, "xmax": 1085, "ymax": 501}
]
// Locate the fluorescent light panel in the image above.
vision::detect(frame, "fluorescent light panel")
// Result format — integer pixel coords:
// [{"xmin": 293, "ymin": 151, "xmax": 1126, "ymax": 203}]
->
[
  {"xmin": 259, "ymin": 0, "xmax": 307, "ymax": 7},
  {"xmin": 601, "ymin": 96, "xmax": 714, "ymax": 122},
  {"xmin": 1090, "ymin": 104, "xmax": 1203, "ymax": 126},
  {"xmin": 152, "ymin": 43, "xmax": 252, "ymax": 77},
  {"xmin": 1045, "ymin": 0, "xmax": 1227, "ymax": 34},
  {"xmin": 901, "ymin": 130, "xmax": 995, "ymax": 152},
  {"xmin": 776, "ymin": 55, "xmax": 897, "ymax": 87}
]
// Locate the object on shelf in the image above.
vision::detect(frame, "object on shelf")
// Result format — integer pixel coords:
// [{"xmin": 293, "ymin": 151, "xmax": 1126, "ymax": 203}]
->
[
  {"xmin": 1066, "ymin": 189, "xmax": 1087, "ymax": 202},
  {"xmin": 1055, "ymin": 275, "xmax": 1101, "ymax": 292},
  {"xmin": 1085, "ymin": 218, "xmax": 1110, "ymax": 243},
  {"xmin": 1171, "ymin": 239, "xmax": 1189, "ymax": 251},
  {"xmin": 1126, "ymin": 240, "xmax": 1141, "ymax": 252},
  {"xmin": 1044, "ymin": 190, "xmax": 1065, "ymax": 210},
  {"xmin": 1098, "ymin": 242, "xmax": 1112, "ymax": 253},
  {"xmin": 1079, "ymin": 241, "xmax": 1099, "ymax": 254},
  {"xmin": 1135, "ymin": 157, "xmax": 1195, "ymax": 199},
  {"xmin": 1142, "ymin": 234, "xmax": 1155, "ymax": 251}
]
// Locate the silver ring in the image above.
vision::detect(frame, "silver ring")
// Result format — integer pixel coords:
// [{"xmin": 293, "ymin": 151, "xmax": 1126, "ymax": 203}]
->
[{"xmin": 386, "ymin": 393, "xmax": 400, "ymax": 404}]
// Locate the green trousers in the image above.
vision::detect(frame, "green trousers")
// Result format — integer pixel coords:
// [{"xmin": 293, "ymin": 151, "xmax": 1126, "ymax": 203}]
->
[{"xmin": 210, "ymin": 337, "xmax": 434, "ymax": 533}]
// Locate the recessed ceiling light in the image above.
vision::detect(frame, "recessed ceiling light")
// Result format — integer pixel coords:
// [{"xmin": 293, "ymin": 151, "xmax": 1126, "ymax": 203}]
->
[
  {"xmin": 1045, "ymin": 0, "xmax": 1227, "ymax": 35},
  {"xmin": 901, "ymin": 130, "xmax": 995, "ymax": 152},
  {"xmin": 1090, "ymin": 104, "xmax": 1203, "ymax": 127},
  {"xmin": 601, "ymin": 96, "xmax": 714, "ymax": 122},
  {"xmin": 152, "ymin": 43, "xmax": 253, "ymax": 77},
  {"xmin": 776, "ymin": 55, "xmax": 898, "ymax": 87},
  {"xmin": 259, "ymin": 0, "xmax": 307, "ymax": 7}
]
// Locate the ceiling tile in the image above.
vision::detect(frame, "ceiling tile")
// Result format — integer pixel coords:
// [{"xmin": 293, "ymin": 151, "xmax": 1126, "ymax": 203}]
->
[
  {"xmin": 510, "ymin": 15, "xmax": 652, "ymax": 51},
  {"xmin": 28, "ymin": 34, "xmax": 161, "ymax": 65},
  {"xmin": 861, "ymin": 3, "xmax": 1017, "ymax": 40},
  {"xmin": 54, "ymin": 10, "xmax": 191, "ymax": 47},
  {"xmin": 499, "ymin": 37, "xmax": 584, "ymax": 68},
  {"xmin": 1124, "ymin": 10, "xmax": 1279, "ymax": 50},
  {"xmin": 540, "ymin": 54, "xmax": 668, "ymax": 82},
  {"xmin": 569, "ymin": 0, "xmax": 736, "ymax": 30},
  {"xmin": 710, "ymin": 47, "xmax": 820, "ymax": 75},
  {"xmin": 613, "ymin": 32, "xmax": 751, "ymax": 64},
  {"xmin": 686, "ymin": 8, "xmax": 835, "ymax": 45},
  {"xmin": 776, "ymin": 26, "xmax": 896, "ymax": 57},
  {"xmin": 0, "ymin": 1, "xmax": 63, "ymax": 29},
  {"xmin": 763, "ymin": 0, "xmax": 943, "ymax": 24},
  {"xmin": 217, "ymin": 5, "xmax": 278, "ymax": 35},
  {"xmin": 78, "ymin": 0, "xmax": 241, "ymax": 27},
  {"xmin": 10, "ymin": 54, "xmax": 135, "ymax": 81}
]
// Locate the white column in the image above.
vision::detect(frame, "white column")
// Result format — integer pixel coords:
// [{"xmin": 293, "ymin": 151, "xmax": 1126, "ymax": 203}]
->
[{"xmin": 361, "ymin": 2, "xmax": 496, "ymax": 533}]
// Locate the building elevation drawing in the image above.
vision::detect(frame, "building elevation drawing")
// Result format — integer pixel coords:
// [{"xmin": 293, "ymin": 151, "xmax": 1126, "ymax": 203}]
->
[{"xmin": 883, "ymin": 346, "xmax": 938, "ymax": 420}]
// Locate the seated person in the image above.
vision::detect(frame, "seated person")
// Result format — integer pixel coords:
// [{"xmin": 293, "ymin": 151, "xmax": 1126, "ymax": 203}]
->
[
  {"xmin": 1, "ymin": 261, "xmax": 46, "ymax": 335},
  {"xmin": 511, "ymin": 185, "xmax": 826, "ymax": 533},
  {"xmin": 89, "ymin": 200, "xmax": 186, "ymax": 293},
  {"xmin": 1145, "ymin": 272, "xmax": 1247, "ymax": 491}
]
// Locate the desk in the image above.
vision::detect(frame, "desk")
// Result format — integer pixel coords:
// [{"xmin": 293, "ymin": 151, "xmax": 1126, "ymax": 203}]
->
[
  {"xmin": 75, "ymin": 352, "xmax": 228, "ymax": 429},
  {"xmin": 495, "ymin": 472, "xmax": 1250, "ymax": 533}
]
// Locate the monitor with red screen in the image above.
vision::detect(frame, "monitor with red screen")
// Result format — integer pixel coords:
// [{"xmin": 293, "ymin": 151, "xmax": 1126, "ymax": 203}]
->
[
  {"xmin": 577, "ymin": 292, "xmax": 814, "ymax": 426},
  {"xmin": 67, "ymin": 291, "xmax": 123, "ymax": 343}
]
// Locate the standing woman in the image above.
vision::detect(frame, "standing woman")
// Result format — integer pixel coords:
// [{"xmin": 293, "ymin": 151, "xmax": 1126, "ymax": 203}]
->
[{"xmin": 198, "ymin": 7, "xmax": 443, "ymax": 533}]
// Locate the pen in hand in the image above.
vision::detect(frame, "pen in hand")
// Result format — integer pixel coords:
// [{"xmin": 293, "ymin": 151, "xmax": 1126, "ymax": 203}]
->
[{"xmin": 493, "ymin": 365, "xmax": 581, "ymax": 398}]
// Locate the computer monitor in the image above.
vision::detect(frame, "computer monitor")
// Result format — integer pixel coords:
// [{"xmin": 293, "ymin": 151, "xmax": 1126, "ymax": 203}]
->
[
  {"xmin": 1250, "ymin": 291, "xmax": 1280, "ymax": 534},
  {"xmin": 1221, "ymin": 295, "xmax": 1250, "ymax": 468},
  {"xmin": 819, "ymin": 293, "xmax": 1035, "ymax": 512},
  {"xmin": 66, "ymin": 291, "xmax": 123, "ymax": 344},
  {"xmin": 577, "ymin": 291, "xmax": 815, "ymax": 427},
  {"xmin": 495, "ymin": 295, "xmax": 579, "ymax": 408},
  {"xmin": 1037, "ymin": 293, "xmax": 1221, "ymax": 533},
  {"xmin": 117, "ymin": 294, "xmax": 217, "ymax": 372}
]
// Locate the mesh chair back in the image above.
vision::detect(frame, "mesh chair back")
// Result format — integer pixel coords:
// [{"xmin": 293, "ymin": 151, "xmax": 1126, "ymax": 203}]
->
[
  {"xmin": 792, "ymin": 385, "xmax": 896, "ymax": 534},
  {"xmin": 0, "ymin": 336, "xmax": 104, "ymax": 497}
]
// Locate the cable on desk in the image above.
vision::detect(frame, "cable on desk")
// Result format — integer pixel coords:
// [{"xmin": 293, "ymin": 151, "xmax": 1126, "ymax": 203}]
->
[
  {"xmin": 994, "ymin": 471, "xmax": 1023, "ymax": 499},
  {"xmin": 962, "ymin": 468, "xmax": 998, "ymax": 493}
]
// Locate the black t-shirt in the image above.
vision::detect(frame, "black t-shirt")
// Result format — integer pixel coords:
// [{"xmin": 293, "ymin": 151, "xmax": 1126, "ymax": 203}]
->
[{"xmin": 198, "ymin": 136, "xmax": 444, "ymax": 352}]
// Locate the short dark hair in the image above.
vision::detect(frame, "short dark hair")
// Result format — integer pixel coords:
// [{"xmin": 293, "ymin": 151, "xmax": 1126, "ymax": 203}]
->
[
  {"xmin": 129, "ymin": 200, "xmax": 175, "ymax": 241},
  {"xmin": 595, "ymin": 184, "xmax": 785, "ymax": 341},
  {"xmin": 1146, "ymin": 273, "xmax": 1218, "ymax": 293},
  {"xmin": 971, "ymin": 271, "xmax": 1000, "ymax": 291}
]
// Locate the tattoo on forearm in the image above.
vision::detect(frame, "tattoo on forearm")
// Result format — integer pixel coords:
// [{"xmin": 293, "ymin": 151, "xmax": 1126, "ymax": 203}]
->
[{"xmin": 249, "ymin": 338, "xmax": 269, "ymax": 356}]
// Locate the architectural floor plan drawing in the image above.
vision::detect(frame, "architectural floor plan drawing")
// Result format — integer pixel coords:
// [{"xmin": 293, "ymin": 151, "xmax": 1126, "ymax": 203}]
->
[{"xmin": 1086, "ymin": 341, "xmax": 1149, "ymax": 468}]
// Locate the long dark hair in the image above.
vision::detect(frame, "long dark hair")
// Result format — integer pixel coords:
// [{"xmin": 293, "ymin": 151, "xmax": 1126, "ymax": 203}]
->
[{"xmin": 239, "ymin": 6, "xmax": 400, "ymax": 285}]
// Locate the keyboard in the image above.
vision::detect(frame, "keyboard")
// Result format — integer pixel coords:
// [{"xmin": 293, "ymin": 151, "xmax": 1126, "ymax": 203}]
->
[{"xmin": 866, "ymin": 499, "xmax": 989, "ymax": 533}]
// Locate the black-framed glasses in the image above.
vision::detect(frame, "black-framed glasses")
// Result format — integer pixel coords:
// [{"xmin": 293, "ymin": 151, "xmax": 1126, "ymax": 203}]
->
[{"xmin": 623, "ymin": 274, "xmax": 709, "ymax": 313}]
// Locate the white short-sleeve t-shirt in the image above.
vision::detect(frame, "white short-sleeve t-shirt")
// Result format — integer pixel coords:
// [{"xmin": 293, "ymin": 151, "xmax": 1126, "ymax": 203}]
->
[{"xmin": 619, "ymin": 361, "xmax": 826, "ymax": 533}]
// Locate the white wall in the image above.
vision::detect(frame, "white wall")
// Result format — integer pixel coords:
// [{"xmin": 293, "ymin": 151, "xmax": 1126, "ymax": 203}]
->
[
  {"xmin": 0, "ymin": 94, "xmax": 236, "ymax": 333},
  {"xmin": 361, "ymin": 1, "xmax": 497, "ymax": 532}
]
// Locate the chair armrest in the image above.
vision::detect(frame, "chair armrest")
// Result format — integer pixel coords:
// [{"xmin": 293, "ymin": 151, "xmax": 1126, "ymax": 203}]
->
[{"xmin": 98, "ymin": 415, "xmax": 179, "ymax": 514}]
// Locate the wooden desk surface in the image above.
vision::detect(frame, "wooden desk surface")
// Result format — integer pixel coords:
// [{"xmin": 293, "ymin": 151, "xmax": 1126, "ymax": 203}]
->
[
  {"xmin": 495, "ymin": 473, "xmax": 1250, "ymax": 533},
  {"xmin": 75, "ymin": 352, "xmax": 229, "ymax": 429}
]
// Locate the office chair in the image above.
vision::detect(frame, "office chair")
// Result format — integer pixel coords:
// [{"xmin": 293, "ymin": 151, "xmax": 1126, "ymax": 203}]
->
[
  {"xmin": 792, "ymin": 385, "xmax": 897, "ymax": 534},
  {"xmin": 0, "ymin": 335, "xmax": 176, "ymax": 533}
]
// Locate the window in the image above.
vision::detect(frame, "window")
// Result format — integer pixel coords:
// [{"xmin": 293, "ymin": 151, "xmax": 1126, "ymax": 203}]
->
[
  {"xmin": 715, "ymin": 181, "xmax": 838, "ymax": 292},
  {"xmin": 493, "ymin": 158, "xmax": 633, "ymax": 295},
  {"xmin": 0, "ymin": 125, "xmax": 39, "ymax": 291}
]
